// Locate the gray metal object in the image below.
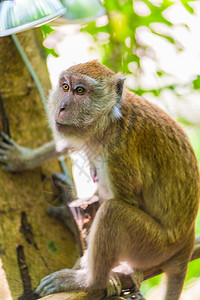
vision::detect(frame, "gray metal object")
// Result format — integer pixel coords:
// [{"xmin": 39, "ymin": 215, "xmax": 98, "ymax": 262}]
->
[
  {"xmin": 0, "ymin": 0, "xmax": 66, "ymax": 37},
  {"xmin": 52, "ymin": 0, "xmax": 106, "ymax": 24}
]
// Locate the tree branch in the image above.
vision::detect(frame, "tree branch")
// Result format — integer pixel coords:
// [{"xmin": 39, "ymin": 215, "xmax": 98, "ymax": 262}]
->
[{"xmin": 41, "ymin": 235, "xmax": 200, "ymax": 300}]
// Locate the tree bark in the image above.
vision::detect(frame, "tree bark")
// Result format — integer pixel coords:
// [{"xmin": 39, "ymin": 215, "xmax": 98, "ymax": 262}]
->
[
  {"xmin": 0, "ymin": 30, "xmax": 78, "ymax": 300},
  {"xmin": 39, "ymin": 234, "xmax": 200, "ymax": 300}
]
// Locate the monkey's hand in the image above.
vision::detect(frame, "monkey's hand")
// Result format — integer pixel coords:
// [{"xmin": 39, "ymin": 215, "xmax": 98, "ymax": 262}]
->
[
  {"xmin": 0, "ymin": 131, "xmax": 34, "ymax": 172},
  {"xmin": 35, "ymin": 269, "xmax": 87, "ymax": 297}
]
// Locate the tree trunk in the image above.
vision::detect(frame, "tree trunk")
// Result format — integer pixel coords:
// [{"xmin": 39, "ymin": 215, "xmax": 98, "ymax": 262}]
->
[{"xmin": 0, "ymin": 29, "xmax": 78, "ymax": 300}]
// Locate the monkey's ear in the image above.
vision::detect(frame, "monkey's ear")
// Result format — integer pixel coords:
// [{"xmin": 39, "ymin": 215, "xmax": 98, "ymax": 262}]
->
[{"xmin": 115, "ymin": 77, "xmax": 126, "ymax": 101}]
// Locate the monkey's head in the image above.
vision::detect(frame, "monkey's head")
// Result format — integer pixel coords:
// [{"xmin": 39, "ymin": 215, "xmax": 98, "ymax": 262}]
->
[{"xmin": 48, "ymin": 60, "xmax": 125, "ymax": 141}]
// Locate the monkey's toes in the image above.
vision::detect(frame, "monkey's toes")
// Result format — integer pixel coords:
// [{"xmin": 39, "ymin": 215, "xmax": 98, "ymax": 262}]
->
[
  {"xmin": 35, "ymin": 274, "xmax": 58, "ymax": 296},
  {"xmin": 0, "ymin": 131, "xmax": 15, "ymax": 146},
  {"xmin": 35, "ymin": 271, "xmax": 69, "ymax": 296},
  {"xmin": 34, "ymin": 269, "xmax": 81, "ymax": 296},
  {"xmin": 107, "ymin": 274, "xmax": 122, "ymax": 296}
]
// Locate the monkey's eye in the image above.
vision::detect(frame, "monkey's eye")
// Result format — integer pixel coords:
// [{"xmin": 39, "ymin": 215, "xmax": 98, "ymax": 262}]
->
[
  {"xmin": 62, "ymin": 82, "xmax": 69, "ymax": 91},
  {"xmin": 75, "ymin": 86, "xmax": 86, "ymax": 95}
]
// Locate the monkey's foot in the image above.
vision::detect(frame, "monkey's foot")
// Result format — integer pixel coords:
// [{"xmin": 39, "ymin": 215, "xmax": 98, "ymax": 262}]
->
[
  {"xmin": 107, "ymin": 274, "xmax": 122, "ymax": 297},
  {"xmin": 106, "ymin": 274, "xmax": 145, "ymax": 299},
  {"xmin": 35, "ymin": 269, "xmax": 86, "ymax": 297},
  {"xmin": 121, "ymin": 290, "xmax": 145, "ymax": 300}
]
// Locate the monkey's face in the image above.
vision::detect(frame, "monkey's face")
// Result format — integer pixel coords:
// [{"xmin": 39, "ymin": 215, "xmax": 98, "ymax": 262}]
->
[{"xmin": 48, "ymin": 70, "xmax": 124, "ymax": 140}]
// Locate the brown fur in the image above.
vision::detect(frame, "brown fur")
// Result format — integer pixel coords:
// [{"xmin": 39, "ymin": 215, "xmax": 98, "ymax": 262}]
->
[
  {"xmin": 67, "ymin": 60, "xmax": 115, "ymax": 81},
  {"xmin": 37, "ymin": 61, "xmax": 200, "ymax": 300}
]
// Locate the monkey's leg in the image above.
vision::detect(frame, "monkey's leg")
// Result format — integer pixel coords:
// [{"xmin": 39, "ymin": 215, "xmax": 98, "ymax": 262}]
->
[
  {"xmin": 161, "ymin": 232, "xmax": 195, "ymax": 300},
  {"xmin": 35, "ymin": 197, "xmax": 129, "ymax": 297},
  {"xmin": 163, "ymin": 271, "xmax": 187, "ymax": 300},
  {"xmin": 86, "ymin": 199, "xmax": 193, "ymax": 299},
  {"xmin": 35, "ymin": 198, "xmax": 193, "ymax": 298}
]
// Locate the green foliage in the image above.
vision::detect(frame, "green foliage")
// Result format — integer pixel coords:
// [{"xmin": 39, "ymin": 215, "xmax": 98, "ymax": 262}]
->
[
  {"xmin": 185, "ymin": 198, "xmax": 200, "ymax": 283},
  {"xmin": 44, "ymin": 47, "xmax": 59, "ymax": 58},
  {"xmin": 141, "ymin": 274, "xmax": 162, "ymax": 296},
  {"xmin": 177, "ymin": 117, "xmax": 194, "ymax": 126},
  {"xmin": 41, "ymin": 24, "xmax": 55, "ymax": 40},
  {"xmin": 81, "ymin": 0, "xmax": 196, "ymax": 96},
  {"xmin": 187, "ymin": 126, "xmax": 200, "ymax": 163},
  {"xmin": 82, "ymin": 1, "xmax": 180, "ymax": 71},
  {"xmin": 40, "ymin": 25, "xmax": 59, "ymax": 58},
  {"xmin": 193, "ymin": 75, "xmax": 200, "ymax": 89},
  {"xmin": 180, "ymin": 0, "xmax": 195, "ymax": 14}
]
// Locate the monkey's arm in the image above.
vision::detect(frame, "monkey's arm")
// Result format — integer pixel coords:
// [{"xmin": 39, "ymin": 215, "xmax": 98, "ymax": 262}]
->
[{"xmin": 0, "ymin": 131, "xmax": 68, "ymax": 172}]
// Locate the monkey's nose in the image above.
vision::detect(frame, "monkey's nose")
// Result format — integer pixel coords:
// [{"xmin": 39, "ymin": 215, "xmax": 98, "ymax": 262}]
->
[
  {"xmin": 60, "ymin": 105, "xmax": 65, "ymax": 112},
  {"xmin": 58, "ymin": 102, "xmax": 66, "ymax": 115}
]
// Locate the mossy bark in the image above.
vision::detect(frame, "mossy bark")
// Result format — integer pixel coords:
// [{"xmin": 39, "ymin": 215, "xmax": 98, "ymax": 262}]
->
[{"xmin": 0, "ymin": 29, "xmax": 78, "ymax": 300}]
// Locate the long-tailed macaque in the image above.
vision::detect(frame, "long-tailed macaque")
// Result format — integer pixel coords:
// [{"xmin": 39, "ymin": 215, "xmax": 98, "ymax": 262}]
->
[
  {"xmin": 34, "ymin": 60, "xmax": 199, "ymax": 299},
  {"xmin": 0, "ymin": 60, "xmax": 199, "ymax": 299}
]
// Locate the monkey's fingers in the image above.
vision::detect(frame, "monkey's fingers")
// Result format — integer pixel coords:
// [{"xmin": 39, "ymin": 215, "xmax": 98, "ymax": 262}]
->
[
  {"xmin": 0, "ymin": 145, "xmax": 13, "ymax": 167},
  {"xmin": 0, "ymin": 155, "xmax": 8, "ymax": 163},
  {"xmin": 0, "ymin": 149, "xmax": 8, "ymax": 155},
  {"xmin": 0, "ymin": 153, "xmax": 18, "ymax": 171},
  {"xmin": 2, "ymin": 164, "xmax": 15, "ymax": 171},
  {"xmin": 0, "ymin": 156, "xmax": 12, "ymax": 171},
  {"xmin": 0, "ymin": 131, "xmax": 16, "ymax": 146},
  {"xmin": 0, "ymin": 141, "xmax": 13, "ymax": 150}
]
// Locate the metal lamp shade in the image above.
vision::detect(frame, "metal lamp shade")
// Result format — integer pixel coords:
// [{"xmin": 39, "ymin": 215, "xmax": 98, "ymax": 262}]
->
[
  {"xmin": 0, "ymin": 0, "xmax": 66, "ymax": 37},
  {"xmin": 53, "ymin": 0, "xmax": 106, "ymax": 24}
]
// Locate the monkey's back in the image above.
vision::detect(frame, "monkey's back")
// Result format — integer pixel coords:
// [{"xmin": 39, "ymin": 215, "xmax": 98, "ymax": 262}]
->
[{"xmin": 107, "ymin": 90, "xmax": 200, "ymax": 238}]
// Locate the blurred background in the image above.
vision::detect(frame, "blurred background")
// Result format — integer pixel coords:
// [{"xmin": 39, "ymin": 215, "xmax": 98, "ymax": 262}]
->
[
  {"xmin": 43, "ymin": 0, "xmax": 200, "ymax": 298},
  {"xmin": 1, "ymin": 0, "xmax": 200, "ymax": 298}
]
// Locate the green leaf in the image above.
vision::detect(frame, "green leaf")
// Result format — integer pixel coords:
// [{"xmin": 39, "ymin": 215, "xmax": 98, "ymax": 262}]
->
[
  {"xmin": 180, "ymin": 0, "xmax": 194, "ymax": 14},
  {"xmin": 156, "ymin": 71, "xmax": 164, "ymax": 77},
  {"xmin": 150, "ymin": 28, "xmax": 176, "ymax": 45},
  {"xmin": 177, "ymin": 117, "xmax": 193, "ymax": 126},
  {"xmin": 44, "ymin": 47, "xmax": 59, "ymax": 58},
  {"xmin": 193, "ymin": 75, "xmax": 200, "ymax": 89},
  {"xmin": 160, "ymin": 0, "xmax": 175, "ymax": 10},
  {"xmin": 40, "ymin": 25, "xmax": 55, "ymax": 40},
  {"xmin": 133, "ymin": 89, "xmax": 143, "ymax": 96},
  {"xmin": 168, "ymin": 84, "xmax": 175, "ymax": 90}
]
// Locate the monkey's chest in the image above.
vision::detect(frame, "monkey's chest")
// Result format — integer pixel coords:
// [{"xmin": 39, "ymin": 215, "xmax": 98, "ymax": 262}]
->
[{"xmin": 92, "ymin": 157, "xmax": 113, "ymax": 204}]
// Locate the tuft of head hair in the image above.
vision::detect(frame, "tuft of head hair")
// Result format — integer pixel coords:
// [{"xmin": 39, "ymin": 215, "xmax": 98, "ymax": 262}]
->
[{"xmin": 66, "ymin": 60, "xmax": 115, "ymax": 81}]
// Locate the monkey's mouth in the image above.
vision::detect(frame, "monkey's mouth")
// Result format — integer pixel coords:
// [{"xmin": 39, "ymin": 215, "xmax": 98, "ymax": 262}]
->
[
  {"xmin": 55, "ymin": 122, "xmax": 71, "ymax": 131},
  {"xmin": 56, "ymin": 122, "xmax": 69, "ymax": 127},
  {"xmin": 55, "ymin": 121, "xmax": 78, "ymax": 132}
]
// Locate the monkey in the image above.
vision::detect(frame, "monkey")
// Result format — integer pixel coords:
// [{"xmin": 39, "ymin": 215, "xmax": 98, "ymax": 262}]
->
[
  {"xmin": 34, "ymin": 60, "xmax": 200, "ymax": 299},
  {"xmin": 3, "ymin": 60, "xmax": 200, "ymax": 299}
]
